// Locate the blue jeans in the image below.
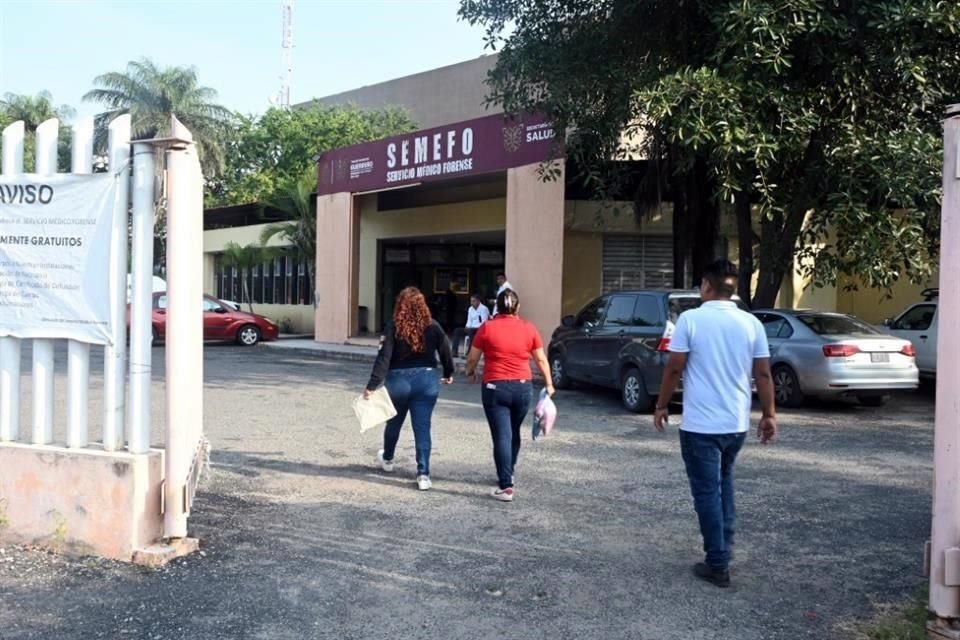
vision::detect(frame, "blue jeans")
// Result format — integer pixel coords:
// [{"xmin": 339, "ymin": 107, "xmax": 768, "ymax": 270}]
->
[
  {"xmin": 679, "ymin": 429, "xmax": 747, "ymax": 570},
  {"xmin": 382, "ymin": 368, "xmax": 440, "ymax": 476},
  {"xmin": 481, "ymin": 380, "xmax": 532, "ymax": 490}
]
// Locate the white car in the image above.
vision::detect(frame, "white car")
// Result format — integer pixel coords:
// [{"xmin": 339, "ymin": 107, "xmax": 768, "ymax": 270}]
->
[{"xmin": 886, "ymin": 288, "xmax": 938, "ymax": 378}]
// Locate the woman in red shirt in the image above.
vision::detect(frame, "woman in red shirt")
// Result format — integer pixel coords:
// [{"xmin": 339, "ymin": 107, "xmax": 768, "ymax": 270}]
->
[{"xmin": 465, "ymin": 288, "xmax": 555, "ymax": 502}]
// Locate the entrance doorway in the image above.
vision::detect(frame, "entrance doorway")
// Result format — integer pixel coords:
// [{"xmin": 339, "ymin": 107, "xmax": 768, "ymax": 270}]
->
[{"xmin": 378, "ymin": 232, "xmax": 505, "ymax": 333}]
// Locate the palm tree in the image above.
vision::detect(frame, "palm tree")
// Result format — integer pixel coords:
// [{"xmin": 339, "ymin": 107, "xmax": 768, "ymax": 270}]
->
[
  {"xmin": 220, "ymin": 242, "xmax": 279, "ymax": 314},
  {"xmin": 83, "ymin": 58, "xmax": 232, "ymax": 176},
  {"xmin": 0, "ymin": 92, "xmax": 76, "ymax": 171},
  {"xmin": 0, "ymin": 91, "xmax": 74, "ymax": 130},
  {"xmin": 260, "ymin": 169, "xmax": 317, "ymax": 305}
]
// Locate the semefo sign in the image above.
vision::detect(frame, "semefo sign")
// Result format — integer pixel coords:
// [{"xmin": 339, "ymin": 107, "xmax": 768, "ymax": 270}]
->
[{"xmin": 316, "ymin": 112, "xmax": 558, "ymax": 195}]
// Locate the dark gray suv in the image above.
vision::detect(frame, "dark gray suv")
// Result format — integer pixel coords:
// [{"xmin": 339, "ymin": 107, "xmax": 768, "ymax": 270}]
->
[{"xmin": 548, "ymin": 290, "xmax": 707, "ymax": 412}]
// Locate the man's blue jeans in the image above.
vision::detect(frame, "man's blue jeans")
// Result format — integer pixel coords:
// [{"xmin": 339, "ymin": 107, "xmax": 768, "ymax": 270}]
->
[
  {"xmin": 481, "ymin": 380, "xmax": 532, "ymax": 490},
  {"xmin": 382, "ymin": 367, "xmax": 440, "ymax": 476},
  {"xmin": 679, "ymin": 429, "xmax": 747, "ymax": 570}
]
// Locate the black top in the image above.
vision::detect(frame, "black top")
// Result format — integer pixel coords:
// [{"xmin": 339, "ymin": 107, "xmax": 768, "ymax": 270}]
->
[{"xmin": 366, "ymin": 320, "xmax": 454, "ymax": 391}]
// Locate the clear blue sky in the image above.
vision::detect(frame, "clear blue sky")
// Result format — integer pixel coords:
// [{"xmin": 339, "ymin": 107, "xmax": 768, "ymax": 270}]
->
[{"xmin": 0, "ymin": 0, "xmax": 492, "ymax": 121}]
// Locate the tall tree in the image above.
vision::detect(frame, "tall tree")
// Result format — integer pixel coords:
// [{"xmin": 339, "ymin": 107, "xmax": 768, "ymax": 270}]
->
[
  {"xmin": 0, "ymin": 92, "xmax": 76, "ymax": 172},
  {"xmin": 460, "ymin": 0, "xmax": 723, "ymax": 287},
  {"xmin": 84, "ymin": 58, "xmax": 232, "ymax": 176},
  {"xmin": 461, "ymin": 0, "xmax": 960, "ymax": 306},
  {"xmin": 259, "ymin": 168, "xmax": 317, "ymax": 304},
  {"xmin": 207, "ymin": 103, "xmax": 416, "ymax": 206},
  {"xmin": 0, "ymin": 91, "xmax": 74, "ymax": 130}
]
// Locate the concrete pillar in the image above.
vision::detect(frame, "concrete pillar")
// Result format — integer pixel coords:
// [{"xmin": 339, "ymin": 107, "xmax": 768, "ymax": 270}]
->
[
  {"xmin": 505, "ymin": 161, "xmax": 566, "ymax": 343},
  {"xmin": 315, "ymin": 192, "xmax": 358, "ymax": 343},
  {"xmin": 929, "ymin": 104, "xmax": 960, "ymax": 633}
]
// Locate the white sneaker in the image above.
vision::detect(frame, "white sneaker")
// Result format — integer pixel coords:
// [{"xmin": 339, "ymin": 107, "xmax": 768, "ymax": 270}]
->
[
  {"xmin": 376, "ymin": 450, "xmax": 395, "ymax": 473},
  {"xmin": 417, "ymin": 475, "xmax": 432, "ymax": 491},
  {"xmin": 492, "ymin": 487, "xmax": 514, "ymax": 502}
]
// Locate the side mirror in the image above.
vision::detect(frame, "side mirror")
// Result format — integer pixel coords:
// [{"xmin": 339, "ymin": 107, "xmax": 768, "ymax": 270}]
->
[
  {"xmin": 882, "ymin": 318, "xmax": 892, "ymax": 327},
  {"xmin": 215, "ymin": 307, "xmax": 228, "ymax": 314},
  {"xmin": 562, "ymin": 315, "xmax": 575, "ymax": 328}
]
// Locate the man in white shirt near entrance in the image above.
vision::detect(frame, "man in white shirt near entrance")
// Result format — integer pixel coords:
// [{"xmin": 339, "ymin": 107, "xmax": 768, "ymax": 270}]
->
[
  {"xmin": 492, "ymin": 272, "xmax": 512, "ymax": 316},
  {"xmin": 654, "ymin": 259, "xmax": 777, "ymax": 588},
  {"xmin": 452, "ymin": 294, "xmax": 490, "ymax": 357}
]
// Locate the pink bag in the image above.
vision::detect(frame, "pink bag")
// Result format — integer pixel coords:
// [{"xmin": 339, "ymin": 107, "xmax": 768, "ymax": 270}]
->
[{"xmin": 532, "ymin": 389, "xmax": 557, "ymax": 441}]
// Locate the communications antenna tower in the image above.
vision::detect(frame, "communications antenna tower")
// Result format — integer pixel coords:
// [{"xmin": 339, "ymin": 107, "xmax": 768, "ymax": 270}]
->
[{"xmin": 279, "ymin": 0, "xmax": 294, "ymax": 108}]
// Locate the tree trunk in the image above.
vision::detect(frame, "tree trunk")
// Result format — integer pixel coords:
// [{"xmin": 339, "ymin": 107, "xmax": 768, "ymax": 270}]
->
[
  {"xmin": 671, "ymin": 189, "xmax": 687, "ymax": 288},
  {"xmin": 242, "ymin": 268, "xmax": 253, "ymax": 314},
  {"xmin": 687, "ymin": 158, "xmax": 720, "ymax": 286},
  {"xmin": 752, "ymin": 207, "xmax": 807, "ymax": 309},
  {"xmin": 735, "ymin": 189, "xmax": 754, "ymax": 306}
]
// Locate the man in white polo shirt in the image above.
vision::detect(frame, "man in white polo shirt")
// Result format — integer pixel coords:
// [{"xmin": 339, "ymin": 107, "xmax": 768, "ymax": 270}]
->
[
  {"xmin": 452, "ymin": 294, "xmax": 490, "ymax": 357},
  {"xmin": 653, "ymin": 259, "xmax": 777, "ymax": 588}
]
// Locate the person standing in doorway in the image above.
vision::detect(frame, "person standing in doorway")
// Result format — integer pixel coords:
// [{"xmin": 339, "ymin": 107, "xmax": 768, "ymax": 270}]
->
[
  {"xmin": 466, "ymin": 288, "xmax": 554, "ymax": 502},
  {"xmin": 365, "ymin": 287, "xmax": 454, "ymax": 491},
  {"xmin": 653, "ymin": 259, "xmax": 777, "ymax": 587},
  {"xmin": 452, "ymin": 294, "xmax": 490, "ymax": 357},
  {"xmin": 492, "ymin": 272, "xmax": 513, "ymax": 316}
]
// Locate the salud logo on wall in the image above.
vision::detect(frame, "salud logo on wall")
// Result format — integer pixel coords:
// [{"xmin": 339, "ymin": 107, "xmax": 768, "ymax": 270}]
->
[
  {"xmin": 317, "ymin": 112, "xmax": 560, "ymax": 195},
  {"xmin": 0, "ymin": 173, "xmax": 119, "ymax": 345}
]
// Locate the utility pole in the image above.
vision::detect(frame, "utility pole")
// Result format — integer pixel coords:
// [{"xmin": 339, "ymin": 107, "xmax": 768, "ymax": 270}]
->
[
  {"xmin": 929, "ymin": 103, "xmax": 960, "ymax": 639},
  {"xmin": 279, "ymin": 0, "xmax": 294, "ymax": 108}
]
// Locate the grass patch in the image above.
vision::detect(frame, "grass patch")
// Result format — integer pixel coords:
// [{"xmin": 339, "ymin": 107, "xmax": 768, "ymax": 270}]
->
[{"xmin": 843, "ymin": 590, "xmax": 928, "ymax": 640}]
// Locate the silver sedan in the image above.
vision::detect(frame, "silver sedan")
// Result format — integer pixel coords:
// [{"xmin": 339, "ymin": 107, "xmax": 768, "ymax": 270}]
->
[{"xmin": 752, "ymin": 310, "xmax": 919, "ymax": 407}]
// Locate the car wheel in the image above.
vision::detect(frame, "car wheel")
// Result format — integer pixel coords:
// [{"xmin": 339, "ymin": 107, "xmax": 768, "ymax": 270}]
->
[
  {"xmin": 237, "ymin": 324, "xmax": 261, "ymax": 347},
  {"xmin": 551, "ymin": 353, "xmax": 572, "ymax": 389},
  {"xmin": 772, "ymin": 365, "xmax": 804, "ymax": 408},
  {"xmin": 621, "ymin": 367, "xmax": 653, "ymax": 413},
  {"xmin": 858, "ymin": 395, "xmax": 888, "ymax": 408}
]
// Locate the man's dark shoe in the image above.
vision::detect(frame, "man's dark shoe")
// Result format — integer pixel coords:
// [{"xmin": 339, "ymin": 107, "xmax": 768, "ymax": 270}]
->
[{"xmin": 693, "ymin": 562, "xmax": 730, "ymax": 588}]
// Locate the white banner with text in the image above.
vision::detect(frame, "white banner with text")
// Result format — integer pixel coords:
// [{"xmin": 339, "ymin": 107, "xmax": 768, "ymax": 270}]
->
[{"xmin": 0, "ymin": 173, "xmax": 119, "ymax": 345}]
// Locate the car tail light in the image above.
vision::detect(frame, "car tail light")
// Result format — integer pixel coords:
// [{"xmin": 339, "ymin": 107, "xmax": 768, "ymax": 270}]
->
[
  {"xmin": 823, "ymin": 344, "xmax": 860, "ymax": 358},
  {"xmin": 900, "ymin": 344, "xmax": 916, "ymax": 357},
  {"xmin": 657, "ymin": 337, "xmax": 671, "ymax": 352}
]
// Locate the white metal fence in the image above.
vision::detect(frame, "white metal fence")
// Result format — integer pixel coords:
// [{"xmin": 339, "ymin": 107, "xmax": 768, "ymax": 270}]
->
[{"xmin": 0, "ymin": 114, "xmax": 161, "ymax": 452}]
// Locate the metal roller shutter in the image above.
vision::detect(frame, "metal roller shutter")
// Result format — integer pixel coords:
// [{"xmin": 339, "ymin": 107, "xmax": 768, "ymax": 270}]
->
[{"xmin": 602, "ymin": 235, "xmax": 673, "ymax": 292}]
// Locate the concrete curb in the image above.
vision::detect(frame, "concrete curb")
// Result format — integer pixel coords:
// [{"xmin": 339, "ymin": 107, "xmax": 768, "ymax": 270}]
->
[{"xmin": 258, "ymin": 342, "xmax": 552, "ymax": 380}]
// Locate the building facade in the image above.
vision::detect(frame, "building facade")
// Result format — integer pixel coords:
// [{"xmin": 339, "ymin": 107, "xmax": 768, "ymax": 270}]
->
[{"xmin": 203, "ymin": 55, "xmax": 935, "ymax": 338}]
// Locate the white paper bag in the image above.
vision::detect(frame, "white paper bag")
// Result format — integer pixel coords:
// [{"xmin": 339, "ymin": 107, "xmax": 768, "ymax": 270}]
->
[{"xmin": 352, "ymin": 387, "xmax": 397, "ymax": 433}]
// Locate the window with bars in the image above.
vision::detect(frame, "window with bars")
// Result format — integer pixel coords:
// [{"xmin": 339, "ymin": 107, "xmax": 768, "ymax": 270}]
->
[
  {"xmin": 602, "ymin": 235, "xmax": 674, "ymax": 293},
  {"xmin": 212, "ymin": 252, "xmax": 311, "ymax": 305}
]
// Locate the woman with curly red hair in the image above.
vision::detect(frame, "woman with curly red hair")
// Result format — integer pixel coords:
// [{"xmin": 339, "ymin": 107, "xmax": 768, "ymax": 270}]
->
[{"xmin": 365, "ymin": 286, "xmax": 454, "ymax": 490}]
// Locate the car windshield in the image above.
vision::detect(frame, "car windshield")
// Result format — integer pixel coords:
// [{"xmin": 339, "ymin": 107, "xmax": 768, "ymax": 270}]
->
[{"xmin": 797, "ymin": 314, "xmax": 880, "ymax": 336}]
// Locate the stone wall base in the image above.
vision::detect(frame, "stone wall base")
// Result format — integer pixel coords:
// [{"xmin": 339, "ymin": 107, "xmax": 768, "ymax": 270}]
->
[{"xmin": 0, "ymin": 442, "xmax": 164, "ymax": 561}]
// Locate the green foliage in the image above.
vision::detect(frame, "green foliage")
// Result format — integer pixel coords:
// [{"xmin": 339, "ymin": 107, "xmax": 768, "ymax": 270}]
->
[
  {"xmin": 207, "ymin": 103, "xmax": 416, "ymax": 206},
  {"xmin": 0, "ymin": 92, "xmax": 75, "ymax": 172},
  {"xmin": 84, "ymin": 57, "xmax": 233, "ymax": 176},
  {"xmin": 260, "ymin": 168, "xmax": 318, "ymax": 303},
  {"xmin": 461, "ymin": 0, "xmax": 960, "ymax": 305}
]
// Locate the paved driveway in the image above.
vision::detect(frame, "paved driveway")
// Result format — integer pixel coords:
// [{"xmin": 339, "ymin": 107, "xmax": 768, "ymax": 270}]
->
[{"xmin": 0, "ymin": 345, "xmax": 934, "ymax": 639}]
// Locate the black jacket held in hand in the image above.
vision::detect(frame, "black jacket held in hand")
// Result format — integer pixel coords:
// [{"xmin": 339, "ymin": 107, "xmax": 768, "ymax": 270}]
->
[{"xmin": 366, "ymin": 321, "xmax": 454, "ymax": 391}]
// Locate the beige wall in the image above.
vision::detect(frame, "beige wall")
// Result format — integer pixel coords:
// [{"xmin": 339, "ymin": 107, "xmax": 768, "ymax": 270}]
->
[
  {"xmin": 562, "ymin": 231, "xmax": 602, "ymax": 316},
  {"xmin": 357, "ymin": 195, "xmax": 507, "ymax": 330},
  {"xmin": 303, "ymin": 55, "xmax": 500, "ymax": 129},
  {"xmin": 506, "ymin": 163, "xmax": 566, "ymax": 344},
  {"xmin": 315, "ymin": 192, "xmax": 358, "ymax": 342},
  {"xmin": 837, "ymin": 274, "xmax": 938, "ymax": 324}
]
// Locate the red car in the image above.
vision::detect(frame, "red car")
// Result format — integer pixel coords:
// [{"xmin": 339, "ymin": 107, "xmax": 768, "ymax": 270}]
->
[{"xmin": 148, "ymin": 293, "xmax": 280, "ymax": 346}]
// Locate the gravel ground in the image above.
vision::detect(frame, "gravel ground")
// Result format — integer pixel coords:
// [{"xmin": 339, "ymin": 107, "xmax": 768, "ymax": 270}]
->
[{"xmin": 0, "ymin": 344, "xmax": 935, "ymax": 639}]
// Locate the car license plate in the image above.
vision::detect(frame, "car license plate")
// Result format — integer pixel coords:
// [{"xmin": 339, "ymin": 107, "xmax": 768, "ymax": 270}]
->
[{"xmin": 870, "ymin": 353, "xmax": 890, "ymax": 363}]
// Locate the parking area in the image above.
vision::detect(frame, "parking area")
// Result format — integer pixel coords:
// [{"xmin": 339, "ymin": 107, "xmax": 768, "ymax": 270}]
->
[{"xmin": 0, "ymin": 345, "xmax": 935, "ymax": 639}]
